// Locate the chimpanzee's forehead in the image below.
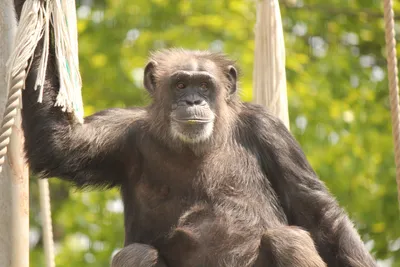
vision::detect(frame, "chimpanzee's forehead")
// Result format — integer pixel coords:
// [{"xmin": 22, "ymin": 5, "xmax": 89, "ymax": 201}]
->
[{"xmin": 168, "ymin": 57, "xmax": 221, "ymax": 75}]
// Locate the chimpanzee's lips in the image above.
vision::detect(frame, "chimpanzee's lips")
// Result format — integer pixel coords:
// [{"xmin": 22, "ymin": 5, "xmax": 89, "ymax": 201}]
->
[{"xmin": 172, "ymin": 117, "xmax": 213, "ymax": 124}]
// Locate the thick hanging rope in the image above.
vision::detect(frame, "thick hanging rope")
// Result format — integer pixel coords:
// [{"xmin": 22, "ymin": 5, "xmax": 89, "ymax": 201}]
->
[
  {"xmin": 0, "ymin": 0, "xmax": 42, "ymax": 174},
  {"xmin": 0, "ymin": 0, "xmax": 83, "ymax": 173},
  {"xmin": 0, "ymin": 0, "xmax": 83, "ymax": 266},
  {"xmin": 253, "ymin": 0, "xmax": 290, "ymax": 129},
  {"xmin": 383, "ymin": 0, "xmax": 400, "ymax": 208}
]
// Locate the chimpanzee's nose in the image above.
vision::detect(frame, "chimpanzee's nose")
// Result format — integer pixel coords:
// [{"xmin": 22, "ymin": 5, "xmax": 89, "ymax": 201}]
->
[
  {"xmin": 184, "ymin": 95, "xmax": 206, "ymax": 106},
  {"xmin": 185, "ymin": 99, "xmax": 205, "ymax": 106}
]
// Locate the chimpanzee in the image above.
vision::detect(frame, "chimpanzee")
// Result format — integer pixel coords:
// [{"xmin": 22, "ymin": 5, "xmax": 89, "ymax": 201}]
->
[
  {"xmin": 13, "ymin": 1, "xmax": 376, "ymax": 266},
  {"xmin": 112, "ymin": 203, "xmax": 327, "ymax": 267}
]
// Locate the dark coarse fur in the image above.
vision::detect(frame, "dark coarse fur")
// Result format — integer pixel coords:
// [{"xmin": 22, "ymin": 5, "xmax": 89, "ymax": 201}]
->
[{"xmin": 14, "ymin": 1, "xmax": 376, "ymax": 266}]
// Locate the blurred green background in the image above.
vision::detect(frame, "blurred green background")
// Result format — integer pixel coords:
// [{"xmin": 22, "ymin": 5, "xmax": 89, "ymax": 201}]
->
[{"xmin": 28, "ymin": 0, "xmax": 400, "ymax": 266}]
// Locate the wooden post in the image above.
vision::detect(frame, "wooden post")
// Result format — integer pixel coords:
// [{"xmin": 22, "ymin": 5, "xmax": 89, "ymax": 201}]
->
[
  {"xmin": 0, "ymin": 1, "xmax": 30, "ymax": 266},
  {"xmin": 253, "ymin": 0, "xmax": 290, "ymax": 128}
]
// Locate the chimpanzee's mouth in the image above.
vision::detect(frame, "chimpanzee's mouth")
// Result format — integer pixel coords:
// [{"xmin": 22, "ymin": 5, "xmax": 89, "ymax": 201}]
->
[
  {"xmin": 172, "ymin": 118, "xmax": 213, "ymax": 124},
  {"xmin": 171, "ymin": 106, "xmax": 215, "ymax": 125}
]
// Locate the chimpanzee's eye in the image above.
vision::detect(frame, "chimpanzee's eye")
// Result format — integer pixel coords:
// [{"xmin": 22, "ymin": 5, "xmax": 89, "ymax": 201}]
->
[
  {"xmin": 200, "ymin": 82, "xmax": 208, "ymax": 92},
  {"xmin": 176, "ymin": 82, "xmax": 186, "ymax": 90}
]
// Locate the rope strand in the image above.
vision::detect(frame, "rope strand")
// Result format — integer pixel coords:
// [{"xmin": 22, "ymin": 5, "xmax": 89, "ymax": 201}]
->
[
  {"xmin": 383, "ymin": 0, "xmax": 400, "ymax": 208},
  {"xmin": 39, "ymin": 179, "xmax": 55, "ymax": 267},
  {"xmin": 0, "ymin": 66, "xmax": 26, "ymax": 173}
]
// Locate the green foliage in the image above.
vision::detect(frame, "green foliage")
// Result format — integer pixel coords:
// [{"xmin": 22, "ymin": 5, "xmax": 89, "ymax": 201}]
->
[{"xmin": 29, "ymin": 0, "xmax": 400, "ymax": 266}]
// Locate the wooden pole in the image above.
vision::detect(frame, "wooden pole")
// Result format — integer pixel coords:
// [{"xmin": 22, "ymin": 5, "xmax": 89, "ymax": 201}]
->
[
  {"xmin": 0, "ymin": 1, "xmax": 30, "ymax": 266},
  {"xmin": 253, "ymin": 0, "xmax": 290, "ymax": 128}
]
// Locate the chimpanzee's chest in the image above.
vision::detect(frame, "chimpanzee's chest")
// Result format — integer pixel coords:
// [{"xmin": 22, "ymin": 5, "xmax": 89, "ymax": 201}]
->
[{"xmin": 125, "ymin": 137, "xmax": 283, "ymax": 245}]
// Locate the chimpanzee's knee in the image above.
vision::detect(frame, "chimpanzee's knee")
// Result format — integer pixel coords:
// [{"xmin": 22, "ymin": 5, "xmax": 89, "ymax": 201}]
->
[
  {"xmin": 111, "ymin": 243, "xmax": 168, "ymax": 267},
  {"xmin": 253, "ymin": 226, "xmax": 326, "ymax": 267}
]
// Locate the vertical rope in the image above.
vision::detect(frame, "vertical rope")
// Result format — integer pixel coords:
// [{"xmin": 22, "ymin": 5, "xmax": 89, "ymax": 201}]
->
[
  {"xmin": 39, "ymin": 179, "xmax": 55, "ymax": 267},
  {"xmin": 382, "ymin": 0, "xmax": 400, "ymax": 208},
  {"xmin": 253, "ymin": 0, "xmax": 290, "ymax": 129},
  {"xmin": 0, "ymin": 0, "xmax": 30, "ymax": 265},
  {"xmin": 0, "ymin": 0, "xmax": 44, "ymax": 173},
  {"xmin": 0, "ymin": 1, "xmax": 56, "ymax": 266}
]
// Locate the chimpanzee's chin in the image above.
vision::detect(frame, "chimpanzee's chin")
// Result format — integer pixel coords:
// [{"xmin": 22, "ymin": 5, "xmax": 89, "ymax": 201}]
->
[{"xmin": 170, "ymin": 120, "xmax": 214, "ymax": 143}]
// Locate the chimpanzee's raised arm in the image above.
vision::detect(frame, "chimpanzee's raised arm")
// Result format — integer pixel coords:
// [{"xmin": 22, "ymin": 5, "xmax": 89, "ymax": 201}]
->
[
  {"xmin": 14, "ymin": 0, "xmax": 145, "ymax": 188},
  {"xmin": 242, "ymin": 104, "xmax": 376, "ymax": 267}
]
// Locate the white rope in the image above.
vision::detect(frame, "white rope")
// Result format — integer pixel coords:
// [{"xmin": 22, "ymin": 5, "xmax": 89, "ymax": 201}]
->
[
  {"xmin": 0, "ymin": 0, "xmax": 44, "ymax": 173},
  {"xmin": 253, "ymin": 0, "xmax": 290, "ymax": 129},
  {"xmin": 382, "ymin": 0, "xmax": 400, "ymax": 208},
  {"xmin": 1, "ymin": 0, "xmax": 84, "ymax": 173},
  {"xmin": 39, "ymin": 179, "xmax": 56, "ymax": 267},
  {"xmin": 51, "ymin": 0, "xmax": 83, "ymax": 119}
]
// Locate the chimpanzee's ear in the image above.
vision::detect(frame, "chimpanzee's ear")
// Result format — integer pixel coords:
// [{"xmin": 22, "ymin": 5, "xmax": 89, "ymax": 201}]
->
[
  {"xmin": 143, "ymin": 61, "xmax": 158, "ymax": 94},
  {"xmin": 226, "ymin": 65, "xmax": 237, "ymax": 95}
]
